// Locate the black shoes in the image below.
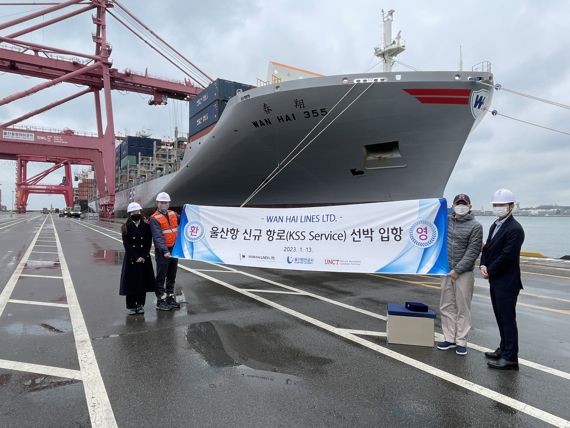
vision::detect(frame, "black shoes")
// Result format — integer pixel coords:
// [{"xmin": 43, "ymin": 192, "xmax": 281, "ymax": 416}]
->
[
  {"xmin": 165, "ymin": 295, "xmax": 180, "ymax": 309},
  {"xmin": 487, "ymin": 358, "xmax": 519, "ymax": 370},
  {"xmin": 484, "ymin": 348, "xmax": 502, "ymax": 360},
  {"xmin": 156, "ymin": 298, "xmax": 172, "ymax": 311}
]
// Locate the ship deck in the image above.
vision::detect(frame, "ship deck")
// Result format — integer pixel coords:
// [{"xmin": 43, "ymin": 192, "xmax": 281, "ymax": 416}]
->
[{"xmin": 1, "ymin": 214, "xmax": 569, "ymax": 427}]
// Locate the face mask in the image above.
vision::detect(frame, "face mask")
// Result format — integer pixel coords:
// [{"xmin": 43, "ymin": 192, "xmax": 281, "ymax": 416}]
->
[
  {"xmin": 493, "ymin": 206, "xmax": 510, "ymax": 218},
  {"xmin": 158, "ymin": 203, "xmax": 169, "ymax": 212},
  {"xmin": 130, "ymin": 214, "xmax": 142, "ymax": 221},
  {"xmin": 453, "ymin": 205, "xmax": 469, "ymax": 216}
]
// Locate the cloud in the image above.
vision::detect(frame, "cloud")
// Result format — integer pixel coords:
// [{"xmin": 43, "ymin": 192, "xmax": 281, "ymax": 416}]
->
[{"xmin": 1, "ymin": 0, "xmax": 569, "ymax": 209}]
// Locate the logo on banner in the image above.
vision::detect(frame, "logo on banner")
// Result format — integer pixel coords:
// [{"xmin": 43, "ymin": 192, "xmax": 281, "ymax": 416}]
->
[
  {"xmin": 286, "ymin": 256, "xmax": 314, "ymax": 265},
  {"xmin": 184, "ymin": 221, "xmax": 205, "ymax": 242},
  {"xmin": 408, "ymin": 220, "xmax": 438, "ymax": 248}
]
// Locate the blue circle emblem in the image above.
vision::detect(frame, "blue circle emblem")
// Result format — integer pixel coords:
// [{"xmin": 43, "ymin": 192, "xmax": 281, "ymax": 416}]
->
[
  {"xmin": 184, "ymin": 221, "xmax": 205, "ymax": 242},
  {"xmin": 408, "ymin": 220, "xmax": 438, "ymax": 248}
]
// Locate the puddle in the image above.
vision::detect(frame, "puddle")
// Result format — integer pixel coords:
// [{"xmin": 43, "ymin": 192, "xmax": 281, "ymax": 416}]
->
[
  {"xmin": 185, "ymin": 321, "xmax": 332, "ymax": 375},
  {"xmin": 25, "ymin": 260, "xmax": 60, "ymax": 269},
  {"xmin": 93, "ymin": 249, "xmax": 124, "ymax": 265},
  {"xmin": 39, "ymin": 323, "xmax": 64, "ymax": 334},
  {"xmin": 236, "ymin": 365, "xmax": 301, "ymax": 386},
  {"xmin": 0, "ymin": 318, "xmax": 70, "ymax": 336},
  {"xmin": 20, "ymin": 373, "xmax": 80, "ymax": 392}
]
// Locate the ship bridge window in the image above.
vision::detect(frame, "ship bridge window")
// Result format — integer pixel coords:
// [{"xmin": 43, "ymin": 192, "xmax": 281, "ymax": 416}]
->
[{"xmin": 363, "ymin": 141, "xmax": 407, "ymax": 169}]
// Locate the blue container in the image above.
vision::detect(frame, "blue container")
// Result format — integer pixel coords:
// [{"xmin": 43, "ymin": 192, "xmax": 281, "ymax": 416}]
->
[
  {"xmin": 189, "ymin": 100, "xmax": 227, "ymax": 135},
  {"xmin": 120, "ymin": 137, "xmax": 159, "ymax": 158},
  {"xmin": 189, "ymin": 79, "xmax": 253, "ymax": 116}
]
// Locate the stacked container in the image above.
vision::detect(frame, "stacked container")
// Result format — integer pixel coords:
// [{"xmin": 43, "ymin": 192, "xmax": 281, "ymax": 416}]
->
[
  {"xmin": 189, "ymin": 79, "xmax": 254, "ymax": 136},
  {"xmin": 118, "ymin": 136, "xmax": 160, "ymax": 168}
]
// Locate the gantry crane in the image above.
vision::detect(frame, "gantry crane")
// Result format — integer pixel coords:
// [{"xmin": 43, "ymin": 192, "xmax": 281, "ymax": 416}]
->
[{"xmin": 0, "ymin": 0, "xmax": 211, "ymax": 216}]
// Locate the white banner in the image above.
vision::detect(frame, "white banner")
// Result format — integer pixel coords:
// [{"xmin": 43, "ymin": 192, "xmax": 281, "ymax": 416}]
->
[{"xmin": 172, "ymin": 199, "xmax": 449, "ymax": 274}]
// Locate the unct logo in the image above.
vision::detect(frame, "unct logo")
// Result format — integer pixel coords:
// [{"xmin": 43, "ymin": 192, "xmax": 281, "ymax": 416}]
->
[
  {"xmin": 184, "ymin": 221, "xmax": 205, "ymax": 242},
  {"xmin": 408, "ymin": 220, "xmax": 438, "ymax": 248}
]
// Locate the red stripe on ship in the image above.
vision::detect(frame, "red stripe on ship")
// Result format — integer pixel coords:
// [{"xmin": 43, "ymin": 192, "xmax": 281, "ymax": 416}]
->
[
  {"xmin": 404, "ymin": 88, "xmax": 471, "ymax": 105},
  {"xmin": 404, "ymin": 88, "xmax": 471, "ymax": 96},
  {"xmin": 415, "ymin": 96, "xmax": 469, "ymax": 105}
]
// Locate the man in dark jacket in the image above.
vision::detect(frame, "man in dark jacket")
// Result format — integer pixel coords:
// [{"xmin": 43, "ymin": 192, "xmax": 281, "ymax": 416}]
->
[
  {"xmin": 437, "ymin": 193, "xmax": 483, "ymax": 355},
  {"xmin": 480, "ymin": 188, "xmax": 525, "ymax": 370}
]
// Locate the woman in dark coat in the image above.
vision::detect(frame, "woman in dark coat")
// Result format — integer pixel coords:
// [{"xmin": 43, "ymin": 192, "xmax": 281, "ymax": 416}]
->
[{"xmin": 120, "ymin": 202, "xmax": 155, "ymax": 315}]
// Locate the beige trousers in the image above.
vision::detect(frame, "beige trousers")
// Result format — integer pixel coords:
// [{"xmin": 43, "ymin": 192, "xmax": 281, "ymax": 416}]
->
[{"xmin": 439, "ymin": 270, "xmax": 475, "ymax": 347}]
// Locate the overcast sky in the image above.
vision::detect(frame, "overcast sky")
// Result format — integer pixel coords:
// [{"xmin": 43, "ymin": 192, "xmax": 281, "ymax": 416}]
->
[{"xmin": 1, "ymin": 0, "xmax": 569, "ymax": 210}]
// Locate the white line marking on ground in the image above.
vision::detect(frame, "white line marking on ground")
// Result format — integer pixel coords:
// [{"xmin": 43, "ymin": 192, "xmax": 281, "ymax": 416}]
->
[
  {"xmin": 75, "ymin": 219, "xmax": 570, "ymax": 383},
  {"xmin": 194, "ymin": 269, "xmax": 240, "ymax": 273},
  {"xmin": 34, "ymin": 244, "xmax": 57, "ymax": 247},
  {"xmin": 0, "ymin": 218, "xmax": 29, "ymax": 230},
  {"xmin": 0, "ymin": 217, "xmax": 48, "ymax": 319},
  {"xmin": 19, "ymin": 274, "xmax": 64, "ymax": 279},
  {"xmin": 338, "ymin": 329, "xmax": 387, "ymax": 337},
  {"xmin": 52, "ymin": 217, "xmax": 117, "ymax": 427},
  {"xmin": 433, "ymin": 333, "xmax": 570, "ymax": 382},
  {"xmin": 8, "ymin": 299, "xmax": 68, "ymax": 308},
  {"xmin": 235, "ymin": 269, "xmax": 388, "ymax": 320},
  {"xmin": 0, "ymin": 358, "xmax": 82, "ymax": 380},
  {"xmin": 26, "ymin": 260, "xmax": 60, "ymax": 264},
  {"xmin": 242, "ymin": 289, "xmax": 306, "ymax": 295},
  {"xmin": 31, "ymin": 251, "xmax": 58, "ymax": 254},
  {"xmin": 175, "ymin": 265, "xmax": 570, "ymax": 428}
]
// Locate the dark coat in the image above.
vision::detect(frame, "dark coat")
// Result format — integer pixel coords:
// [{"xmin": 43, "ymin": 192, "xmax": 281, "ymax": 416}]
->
[
  {"xmin": 119, "ymin": 220, "xmax": 156, "ymax": 296},
  {"xmin": 481, "ymin": 215, "xmax": 525, "ymax": 293}
]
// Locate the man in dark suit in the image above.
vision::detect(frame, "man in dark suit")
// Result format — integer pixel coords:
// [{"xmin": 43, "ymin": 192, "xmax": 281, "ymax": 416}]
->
[{"xmin": 480, "ymin": 188, "xmax": 525, "ymax": 370}]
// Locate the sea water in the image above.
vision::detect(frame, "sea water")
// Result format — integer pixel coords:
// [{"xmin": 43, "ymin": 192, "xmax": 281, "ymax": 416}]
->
[{"xmin": 476, "ymin": 216, "xmax": 570, "ymax": 258}]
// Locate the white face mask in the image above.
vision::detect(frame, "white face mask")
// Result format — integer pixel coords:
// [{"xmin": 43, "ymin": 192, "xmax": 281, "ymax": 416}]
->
[
  {"xmin": 158, "ymin": 203, "xmax": 169, "ymax": 212},
  {"xmin": 453, "ymin": 205, "xmax": 470, "ymax": 216},
  {"xmin": 493, "ymin": 206, "xmax": 510, "ymax": 218}
]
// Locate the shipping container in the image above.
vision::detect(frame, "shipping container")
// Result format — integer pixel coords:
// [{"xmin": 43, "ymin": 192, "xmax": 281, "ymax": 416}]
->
[
  {"xmin": 120, "ymin": 155, "xmax": 138, "ymax": 168},
  {"xmin": 119, "ymin": 136, "xmax": 159, "ymax": 158},
  {"xmin": 189, "ymin": 79, "xmax": 253, "ymax": 116},
  {"xmin": 189, "ymin": 100, "xmax": 227, "ymax": 136}
]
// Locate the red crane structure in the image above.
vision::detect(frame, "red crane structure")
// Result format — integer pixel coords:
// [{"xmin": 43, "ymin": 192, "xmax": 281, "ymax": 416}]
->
[{"xmin": 0, "ymin": 0, "xmax": 211, "ymax": 216}]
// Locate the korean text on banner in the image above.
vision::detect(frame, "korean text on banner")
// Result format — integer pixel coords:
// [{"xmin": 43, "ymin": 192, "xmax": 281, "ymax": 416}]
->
[{"xmin": 171, "ymin": 198, "xmax": 449, "ymax": 274}]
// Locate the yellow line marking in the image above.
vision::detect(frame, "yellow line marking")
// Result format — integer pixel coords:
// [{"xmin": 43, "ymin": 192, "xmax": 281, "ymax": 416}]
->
[
  {"xmin": 472, "ymin": 294, "xmax": 570, "ymax": 316},
  {"xmin": 475, "ymin": 282, "xmax": 570, "ymax": 304},
  {"xmin": 521, "ymin": 271, "xmax": 570, "ymax": 280},
  {"xmin": 370, "ymin": 274, "xmax": 440, "ymax": 289},
  {"xmin": 369, "ymin": 274, "xmax": 570, "ymax": 316}
]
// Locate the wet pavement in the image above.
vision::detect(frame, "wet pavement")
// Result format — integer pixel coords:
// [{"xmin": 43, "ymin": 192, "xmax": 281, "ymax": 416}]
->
[{"xmin": 0, "ymin": 214, "xmax": 569, "ymax": 427}]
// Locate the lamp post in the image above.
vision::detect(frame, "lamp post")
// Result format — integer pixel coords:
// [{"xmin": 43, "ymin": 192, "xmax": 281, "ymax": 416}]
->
[{"xmin": 11, "ymin": 189, "xmax": 15, "ymax": 217}]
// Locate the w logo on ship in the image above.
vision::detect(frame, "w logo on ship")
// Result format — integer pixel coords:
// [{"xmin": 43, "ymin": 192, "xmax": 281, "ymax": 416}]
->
[{"xmin": 470, "ymin": 89, "xmax": 490, "ymax": 119}]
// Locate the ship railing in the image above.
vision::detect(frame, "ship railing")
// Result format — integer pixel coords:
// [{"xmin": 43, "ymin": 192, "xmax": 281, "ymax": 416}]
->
[{"xmin": 472, "ymin": 61, "xmax": 492, "ymax": 73}]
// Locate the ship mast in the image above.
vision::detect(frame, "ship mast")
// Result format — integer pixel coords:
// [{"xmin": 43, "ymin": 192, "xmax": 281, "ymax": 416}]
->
[{"xmin": 374, "ymin": 9, "xmax": 406, "ymax": 72}]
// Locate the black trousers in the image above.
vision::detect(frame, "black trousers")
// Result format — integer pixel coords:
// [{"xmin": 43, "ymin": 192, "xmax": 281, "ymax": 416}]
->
[
  {"xmin": 490, "ymin": 287, "xmax": 520, "ymax": 361},
  {"xmin": 155, "ymin": 249, "xmax": 178, "ymax": 298},
  {"xmin": 126, "ymin": 293, "xmax": 146, "ymax": 309}
]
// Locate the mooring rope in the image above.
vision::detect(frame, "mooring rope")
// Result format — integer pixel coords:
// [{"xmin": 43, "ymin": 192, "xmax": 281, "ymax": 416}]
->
[{"xmin": 240, "ymin": 82, "xmax": 374, "ymax": 207}]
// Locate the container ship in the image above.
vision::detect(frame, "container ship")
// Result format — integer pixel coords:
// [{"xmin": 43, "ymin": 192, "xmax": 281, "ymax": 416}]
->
[{"xmin": 111, "ymin": 11, "xmax": 494, "ymax": 216}]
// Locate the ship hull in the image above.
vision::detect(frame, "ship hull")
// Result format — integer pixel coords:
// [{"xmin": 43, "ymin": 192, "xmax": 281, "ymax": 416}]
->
[{"xmin": 115, "ymin": 71, "xmax": 493, "ymax": 216}]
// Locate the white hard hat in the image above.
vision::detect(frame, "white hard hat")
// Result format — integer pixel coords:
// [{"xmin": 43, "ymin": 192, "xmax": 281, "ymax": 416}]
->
[
  {"xmin": 127, "ymin": 202, "xmax": 142, "ymax": 213},
  {"xmin": 156, "ymin": 192, "xmax": 171, "ymax": 202},
  {"xmin": 491, "ymin": 188, "xmax": 516, "ymax": 204}
]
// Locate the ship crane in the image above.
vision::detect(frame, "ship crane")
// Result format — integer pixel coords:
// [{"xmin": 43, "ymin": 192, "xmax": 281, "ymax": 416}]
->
[{"xmin": 0, "ymin": 0, "xmax": 211, "ymax": 216}]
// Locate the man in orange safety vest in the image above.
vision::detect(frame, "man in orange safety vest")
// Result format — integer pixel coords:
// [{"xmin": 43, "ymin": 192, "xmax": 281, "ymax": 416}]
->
[{"xmin": 149, "ymin": 192, "xmax": 181, "ymax": 311}]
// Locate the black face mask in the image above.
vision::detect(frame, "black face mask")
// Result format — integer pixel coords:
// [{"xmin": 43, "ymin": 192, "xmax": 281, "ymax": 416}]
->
[{"xmin": 130, "ymin": 214, "xmax": 142, "ymax": 221}]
